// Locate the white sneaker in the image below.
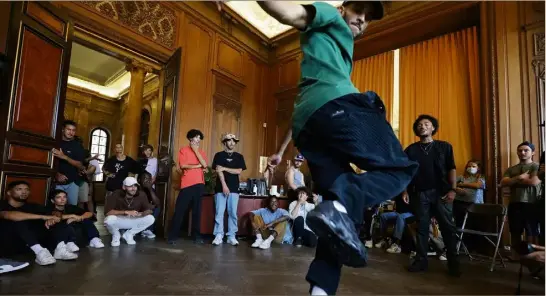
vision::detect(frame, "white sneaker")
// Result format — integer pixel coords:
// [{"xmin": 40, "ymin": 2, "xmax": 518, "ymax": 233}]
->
[
  {"xmin": 212, "ymin": 234, "xmax": 223, "ymax": 246},
  {"xmin": 66, "ymin": 242, "xmax": 80, "ymax": 252},
  {"xmin": 54, "ymin": 245, "xmax": 78, "ymax": 260},
  {"xmin": 89, "ymin": 238, "xmax": 105, "ymax": 249},
  {"xmin": 122, "ymin": 231, "xmax": 136, "ymax": 245},
  {"xmin": 375, "ymin": 239, "xmax": 387, "ymax": 248},
  {"xmin": 111, "ymin": 233, "xmax": 121, "ymax": 247},
  {"xmin": 35, "ymin": 249, "xmax": 56, "ymax": 266},
  {"xmin": 227, "ymin": 237, "xmax": 239, "ymax": 246},
  {"xmin": 251, "ymin": 238, "xmax": 263, "ymax": 248},
  {"xmin": 439, "ymin": 252, "xmax": 447, "ymax": 261},
  {"xmin": 141, "ymin": 230, "xmax": 156, "ymax": 239},
  {"xmin": 386, "ymin": 243, "xmax": 401, "ymax": 254},
  {"xmin": 259, "ymin": 239, "xmax": 272, "ymax": 250},
  {"xmin": 365, "ymin": 240, "xmax": 373, "ymax": 248},
  {"xmin": 410, "ymin": 251, "xmax": 417, "ymax": 258}
]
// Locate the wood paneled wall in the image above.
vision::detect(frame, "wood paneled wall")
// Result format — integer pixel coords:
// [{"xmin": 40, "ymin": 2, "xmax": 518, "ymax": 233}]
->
[
  {"xmin": 64, "ymin": 88, "xmax": 121, "ymax": 150},
  {"xmin": 0, "ymin": 2, "xmax": 11, "ymax": 55}
]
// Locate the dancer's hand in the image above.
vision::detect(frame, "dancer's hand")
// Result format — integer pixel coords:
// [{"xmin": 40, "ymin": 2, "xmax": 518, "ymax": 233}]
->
[
  {"xmin": 402, "ymin": 191, "xmax": 409, "ymax": 204},
  {"xmin": 268, "ymin": 153, "xmax": 282, "ymax": 167}
]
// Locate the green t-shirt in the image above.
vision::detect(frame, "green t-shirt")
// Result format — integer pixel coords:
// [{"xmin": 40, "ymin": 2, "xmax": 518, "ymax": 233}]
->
[
  {"xmin": 503, "ymin": 162, "xmax": 542, "ymax": 203},
  {"xmin": 292, "ymin": 2, "xmax": 360, "ymax": 140}
]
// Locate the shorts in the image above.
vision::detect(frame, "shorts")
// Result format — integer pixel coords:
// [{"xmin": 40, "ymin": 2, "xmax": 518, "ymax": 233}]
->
[{"xmin": 78, "ymin": 182, "xmax": 89, "ymax": 203}]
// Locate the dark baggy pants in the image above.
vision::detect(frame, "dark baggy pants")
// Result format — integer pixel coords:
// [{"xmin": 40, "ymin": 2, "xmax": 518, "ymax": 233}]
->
[
  {"xmin": 411, "ymin": 189, "xmax": 459, "ymax": 269},
  {"xmin": 67, "ymin": 219, "xmax": 100, "ymax": 245},
  {"xmin": 0, "ymin": 220, "xmax": 73, "ymax": 256},
  {"xmin": 293, "ymin": 216, "xmax": 318, "ymax": 247},
  {"xmin": 294, "ymin": 92, "xmax": 419, "ymax": 295},
  {"xmin": 168, "ymin": 184, "xmax": 204, "ymax": 241}
]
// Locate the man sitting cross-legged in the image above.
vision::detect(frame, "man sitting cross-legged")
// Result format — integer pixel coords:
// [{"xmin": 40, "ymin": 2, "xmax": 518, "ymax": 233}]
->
[
  {"xmin": 374, "ymin": 194, "xmax": 413, "ymax": 254},
  {"xmin": 104, "ymin": 177, "xmax": 155, "ymax": 246},
  {"xmin": 0, "ymin": 181, "xmax": 77, "ymax": 266},
  {"xmin": 48, "ymin": 189, "xmax": 104, "ymax": 249},
  {"xmin": 250, "ymin": 196, "xmax": 291, "ymax": 249}
]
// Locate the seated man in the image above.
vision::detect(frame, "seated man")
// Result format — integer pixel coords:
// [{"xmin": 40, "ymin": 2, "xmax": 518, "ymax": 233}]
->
[
  {"xmin": 375, "ymin": 194, "xmax": 414, "ymax": 253},
  {"xmin": 250, "ymin": 196, "xmax": 291, "ymax": 249},
  {"xmin": 138, "ymin": 172, "xmax": 161, "ymax": 239},
  {"xmin": 289, "ymin": 187, "xmax": 318, "ymax": 248},
  {"xmin": 104, "ymin": 177, "xmax": 155, "ymax": 246},
  {"xmin": 0, "ymin": 181, "xmax": 77, "ymax": 266},
  {"xmin": 48, "ymin": 189, "xmax": 104, "ymax": 249}
]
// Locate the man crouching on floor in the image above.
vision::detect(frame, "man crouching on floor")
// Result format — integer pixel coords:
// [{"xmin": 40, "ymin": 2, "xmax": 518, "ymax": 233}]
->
[
  {"xmin": 104, "ymin": 177, "xmax": 155, "ymax": 246},
  {"xmin": 250, "ymin": 196, "xmax": 292, "ymax": 249}
]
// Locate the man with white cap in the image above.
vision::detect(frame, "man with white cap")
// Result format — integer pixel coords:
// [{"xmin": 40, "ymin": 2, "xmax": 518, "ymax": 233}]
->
[
  {"xmin": 285, "ymin": 153, "xmax": 306, "ymax": 200},
  {"xmin": 211, "ymin": 133, "xmax": 246, "ymax": 246},
  {"xmin": 103, "ymin": 177, "xmax": 155, "ymax": 246}
]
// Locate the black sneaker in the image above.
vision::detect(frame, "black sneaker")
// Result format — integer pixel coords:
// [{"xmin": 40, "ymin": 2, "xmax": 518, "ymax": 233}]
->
[
  {"xmin": 294, "ymin": 237, "xmax": 303, "ymax": 247},
  {"xmin": 194, "ymin": 238, "xmax": 205, "ymax": 244},
  {"xmin": 306, "ymin": 201, "xmax": 367, "ymax": 267},
  {"xmin": 408, "ymin": 260, "xmax": 428, "ymax": 273}
]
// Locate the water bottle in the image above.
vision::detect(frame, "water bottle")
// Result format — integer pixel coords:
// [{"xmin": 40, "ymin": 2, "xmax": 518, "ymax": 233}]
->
[{"xmin": 252, "ymin": 184, "xmax": 257, "ymax": 195}]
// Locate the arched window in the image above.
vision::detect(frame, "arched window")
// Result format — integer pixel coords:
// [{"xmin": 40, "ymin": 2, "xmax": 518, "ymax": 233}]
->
[{"xmin": 90, "ymin": 128, "xmax": 109, "ymax": 182}]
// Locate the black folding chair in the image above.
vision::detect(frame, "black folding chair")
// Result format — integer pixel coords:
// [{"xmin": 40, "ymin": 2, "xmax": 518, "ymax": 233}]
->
[{"xmin": 456, "ymin": 203, "xmax": 508, "ymax": 272}]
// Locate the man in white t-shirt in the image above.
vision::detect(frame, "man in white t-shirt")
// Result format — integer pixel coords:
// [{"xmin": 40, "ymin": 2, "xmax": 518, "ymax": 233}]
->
[{"xmin": 140, "ymin": 145, "xmax": 158, "ymax": 184}]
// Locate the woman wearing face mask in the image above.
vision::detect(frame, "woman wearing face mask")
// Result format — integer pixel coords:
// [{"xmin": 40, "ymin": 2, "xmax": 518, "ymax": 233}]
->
[{"xmin": 454, "ymin": 160, "xmax": 486, "ymax": 227}]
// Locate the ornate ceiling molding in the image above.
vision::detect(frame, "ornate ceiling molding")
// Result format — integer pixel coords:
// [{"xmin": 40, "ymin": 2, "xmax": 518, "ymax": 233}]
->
[{"xmin": 77, "ymin": 1, "xmax": 176, "ymax": 49}]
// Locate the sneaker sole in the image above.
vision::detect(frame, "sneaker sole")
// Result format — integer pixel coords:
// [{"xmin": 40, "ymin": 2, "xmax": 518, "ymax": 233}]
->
[
  {"xmin": 35, "ymin": 259, "xmax": 55, "ymax": 266},
  {"xmin": 306, "ymin": 210, "xmax": 367, "ymax": 267},
  {"xmin": 0, "ymin": 262, "xmax": 30, "ymax": 273}
]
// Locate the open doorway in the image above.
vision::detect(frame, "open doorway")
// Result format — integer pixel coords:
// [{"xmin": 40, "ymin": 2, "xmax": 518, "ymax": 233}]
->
[{"xmin": 64, "ymin": 37, "xmax": 162, "ymax": 233}]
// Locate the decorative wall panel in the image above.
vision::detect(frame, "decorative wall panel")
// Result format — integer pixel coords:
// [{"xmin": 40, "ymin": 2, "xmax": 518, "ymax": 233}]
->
[{"xmin": 79, "ymin": 1, "xmax": 176, "ymax": 48}]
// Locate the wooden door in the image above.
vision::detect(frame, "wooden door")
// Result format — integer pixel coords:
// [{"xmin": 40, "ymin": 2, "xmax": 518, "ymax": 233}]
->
[
  {"xmin": 0, "ymin": 2, "xmax": 72, "ymax": 204},
  {"xmin": 156, "ymin": 48, "xmax": 181, "ymax": 238}
]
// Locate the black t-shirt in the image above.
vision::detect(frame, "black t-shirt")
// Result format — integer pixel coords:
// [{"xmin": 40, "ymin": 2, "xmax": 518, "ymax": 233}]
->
[
  {"xmin": 47, "ymin": 204, "xmax": 86, "ymax": 216},
  {"xmin": 212, "ymin": 151, "xmax": 246, "ymax": 193},
  {"xmin": 58, "ymin": 139, "xmax": 85, "ymax": 183},
  {"xmin": 103, "ymin": 156, "xmax": 140, "ymax": 191},
  {"xmin": 0, "ymin": 200, "xmax": 48, "ymax": 215},
  {"xmin": 404, "ymin": 140, "xmax": 456, "ymax": 195}
]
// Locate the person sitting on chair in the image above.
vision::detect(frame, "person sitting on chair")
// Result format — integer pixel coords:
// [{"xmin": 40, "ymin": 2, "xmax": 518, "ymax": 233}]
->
[{"xmin": 374, "ymin": 194, "xmax": 413, "ymax": 254}]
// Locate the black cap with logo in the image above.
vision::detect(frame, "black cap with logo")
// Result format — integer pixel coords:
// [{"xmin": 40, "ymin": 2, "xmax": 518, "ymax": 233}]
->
[{"xmin": 342, "ymin": 1, "xmax": 384, "ymax": 21}]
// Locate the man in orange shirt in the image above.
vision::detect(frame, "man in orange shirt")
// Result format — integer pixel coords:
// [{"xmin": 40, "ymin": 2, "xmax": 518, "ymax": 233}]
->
[{"xmin": 168, "ymin": 129, "xmax": 208, "ymax": 244}]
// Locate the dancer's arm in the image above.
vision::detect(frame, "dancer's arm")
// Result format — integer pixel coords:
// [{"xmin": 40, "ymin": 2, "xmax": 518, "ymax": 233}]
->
[
  {"xmin": 256, "ymin": 2, "xmax": 312, "ymax": 30},
  {"xmin": 269, "ymin": 129, "xmax": 292, "ymax": 166}
]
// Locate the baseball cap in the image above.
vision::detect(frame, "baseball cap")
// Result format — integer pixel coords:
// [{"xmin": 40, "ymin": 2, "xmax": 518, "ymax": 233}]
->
[
  {"xmin": 123, "ymin": 177, "xmax": 139, "ymax": 187},
  {"xmin": 342, "ymin": 1, "xmax": 384, "ymax": 21},
  {"xmin": 294, "ymin": 154, "xmax": 305, "ymax": 162},
  {"xmin": 222, "ymin": 133, "xmax": 239, "ymax": 142}
]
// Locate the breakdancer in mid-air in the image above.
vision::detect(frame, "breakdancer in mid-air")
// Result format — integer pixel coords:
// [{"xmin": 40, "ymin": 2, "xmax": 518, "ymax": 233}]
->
[{"xmin": 217, "ymin": 1, "xmax": 419, "ymax": 295}]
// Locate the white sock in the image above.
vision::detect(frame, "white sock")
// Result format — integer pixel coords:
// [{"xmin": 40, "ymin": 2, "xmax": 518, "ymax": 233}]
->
[
  {"xmin": 333, "ymin": 200, "xmax": 347, "ymax": 213},
  {"xmin": 311, "ymin": 286, "xmax": 328, "ymax": 295},
  {"xmin": 30, "ymin": 244, "xmax": 44, "ymax": 254},
  {"xmin": 266, "ymin": 235, "xmax": 275, "ymax": 242},
  {"xmin": 56, "ymin": 242, "xmax": 65, "ymax": 249},
  {"xmin": 256, "ymin": 233, "xmax": 263, "ymax": 240}
]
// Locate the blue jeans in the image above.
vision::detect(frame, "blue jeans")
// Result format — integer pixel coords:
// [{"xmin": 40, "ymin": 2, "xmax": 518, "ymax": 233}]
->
[
  {"xmin": 379, "ymin": 211, "xmax": 414, "ymax": 240},
  {"xmin": 56, "ymin": 182, "xmax": 80, "ymax": 206},
  {"xmin": 295, "ymin": 92, "xmax": 419, "ymax": 295},
  {"xmin": 213, "ymin": 193, "xmax": 239, "ymax": 238}
]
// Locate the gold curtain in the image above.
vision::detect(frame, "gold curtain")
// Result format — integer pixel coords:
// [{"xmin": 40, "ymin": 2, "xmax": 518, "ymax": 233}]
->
[
  {"xmin": 351, "ymin": 51, "xmax": 394, "ymax": 123},
  {"xmin": 399, "ymin": 27, "xmax": 481, "ymax": 174}
]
